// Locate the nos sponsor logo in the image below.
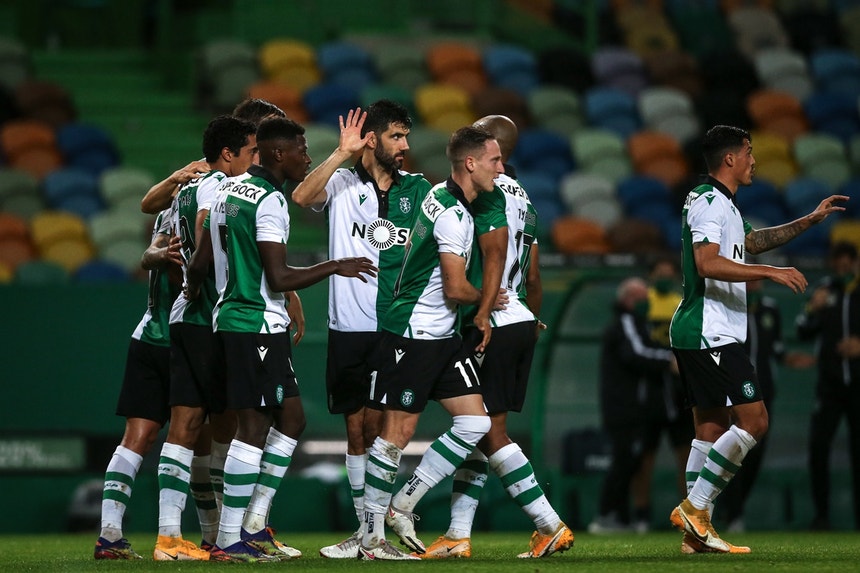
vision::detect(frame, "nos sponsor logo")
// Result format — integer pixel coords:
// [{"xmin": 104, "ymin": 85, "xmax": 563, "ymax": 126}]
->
[{"xmin": 351, "ymin": 219, "xmax": 408, "ymax": 250}]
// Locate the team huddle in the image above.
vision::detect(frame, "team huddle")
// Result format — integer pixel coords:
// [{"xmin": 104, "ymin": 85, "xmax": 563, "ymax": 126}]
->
[{"xmin": 92, "ymin": 98, "xmax": 572, "ymax": 562}]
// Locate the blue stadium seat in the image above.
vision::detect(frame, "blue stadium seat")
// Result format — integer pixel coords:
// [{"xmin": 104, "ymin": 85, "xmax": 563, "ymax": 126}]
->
[
  {"xmin": 804, "ymin": 92, "xmax": 860, "ymax": 143},
  {"xmin": 584, "ymin": 86, "xmax": 641, "ymax": 139},
  {"xmin": 483, "ymin": 44, "xmax": 539, "ymax": 96},
  {"xmin": 73, "ymin": 259, "xmax": 130, "ymax": 282},
  {"xmin": 302, "ymin": 82, "xmax": 360, "ymax": 128},
  {"xmin": 615, "ymin": 176, "xmax": 671, "ymax": 210},
  {"xmin": 510, "ymin": 129, "xmax": 575, "ymax": 182},
  {"xmin": 56, "ymin": 123, "xmax": 119, "ymax": 177},
  {"xmin": 810, "ymin": 48, "xmax": 860, "ymax": 99},
  {"xmin": 42, "ymin": 168, "xmax": 101, "ymax": 212}
]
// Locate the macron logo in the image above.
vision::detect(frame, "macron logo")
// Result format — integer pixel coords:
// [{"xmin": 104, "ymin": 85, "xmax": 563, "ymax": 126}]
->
[
  {"xmin": 257, "ymin": 346, "xmax": 268, "ymax": 362},
  {"xmin": 394, "ymin": 348, "xmax": 405, "ymax": 364},
  {"xmin": 710, "ymin": 351, "xmax": 721, "ymax": 366}
]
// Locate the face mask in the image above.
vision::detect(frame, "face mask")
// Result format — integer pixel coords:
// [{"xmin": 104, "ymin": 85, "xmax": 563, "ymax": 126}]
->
[
  {"xmin": 633, "ymin": 300, "xmax": 650, "ymax": 318},
  {"xmin": 653, "ymin": 277, "xmax": 675, "ymax": 295}
]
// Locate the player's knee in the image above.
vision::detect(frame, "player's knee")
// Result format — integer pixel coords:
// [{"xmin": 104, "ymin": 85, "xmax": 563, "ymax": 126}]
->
[{"xmin": 451, "ymin": 415, "xmax": 491, "ymax": 446}]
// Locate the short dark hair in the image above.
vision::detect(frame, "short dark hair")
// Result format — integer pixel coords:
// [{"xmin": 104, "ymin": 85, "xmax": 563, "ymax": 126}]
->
[
  {"xmin": 232, "ymin": 98, "xmax": 286, "ymax": 126},
  {"xmin": 256, "ymin": 117, "xmax": 305, "ymax": 143},
  {"xmin": 362, "ymin": 99, "xmax": 412, "ymax": 138},
  {"xmin": 702, "ymin": 125, "xmax": 751, "ymax": 172},
  {"xmin": 202, "ymin": 115, "xmax": 256, "ymax": 163},
  {"xmin": 830, "ymin": 241, "xmax": 858, "ymax": 260},
  {"xmin": 446, "ymin": 126, "xmax": 495, "ymax": 164}
]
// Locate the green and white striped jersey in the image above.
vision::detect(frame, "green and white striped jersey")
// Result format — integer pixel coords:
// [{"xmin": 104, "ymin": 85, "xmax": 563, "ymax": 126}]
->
[
  {"xmin": 169, "ymin": 170, "xmax": 225, "ymax": 326},
  {"xmin": 132, "ymin": 208, "xmax": 177, "ymax": 346},
  {"xmin": 382, "ymin": 179, "xmax": 475, "ymax": 340},
  {"xmin": 670, "ymin": 177, "xmax": 753, "ymax": 350},
  {"xmin": 464, "ymin": 170, "xmax": 538, "ymax": 328},
  {"xmin": 318, "ymin": 163, "xmax": 430, "ymax": 332},
  {"xmin": 206, "ymin": 165, "xmax": 291, "ymax": 334}
]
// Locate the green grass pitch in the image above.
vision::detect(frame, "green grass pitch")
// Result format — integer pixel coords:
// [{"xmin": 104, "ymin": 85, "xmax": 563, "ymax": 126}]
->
[{"xmin": 3, "ymin": 531, "xmax": 860, "ymax": 572}]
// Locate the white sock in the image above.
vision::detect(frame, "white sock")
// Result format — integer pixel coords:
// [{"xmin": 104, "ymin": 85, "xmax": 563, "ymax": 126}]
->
[
  {"xmin": 346, "ymin": 453, "xmax": 367, "ymax": 529},
  {"xmin": 362, "ymin": 438, "xmax": 401, "ymax": 548},
  {"xmin": 216, "ymin": 439, "xmax": 262, "ymax": 548},
  {"xmin": 157, "ymin": 442, "xmax": 194, "ymax": 538},
  {"xmin": 689, "ymin": 426, "xmax": 756, "ymax": 510},
  {"xmin": 446, "ymin": 449, "xmax": 488, "ymax": 539},
  {"xmin": 243, "ymin": 428, "xmax": 297, "ymax": 534},
  {"xmin": 686, "ymin": 439, "xmax": 714, "ymax": 515},
  {"xmin": 100, "ymin": 446, "xmax": 143, "ymax": 541},
  {"xmin": 210, "ymin": 440, "xmax": 229, "ymax": 512},
  {"xmin": 190, "ymin": 454, "xmax": 219, "ymax": 545},
  {"xmin": 391, "ymin": 415, "xmax": 489, "ymax": 513},
  {"xmin": 490, "ymin": 443, "xmax": 560, "ymax": 534}
]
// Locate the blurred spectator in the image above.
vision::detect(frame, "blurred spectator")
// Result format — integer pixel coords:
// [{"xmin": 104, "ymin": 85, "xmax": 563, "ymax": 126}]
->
[
  {"xmin": 797, "ymin": 242, "xmax": 860, "ymax": 531},
  {"xmin": 588, "ymin": 277, "xmax": 677, "ymax": 533}
]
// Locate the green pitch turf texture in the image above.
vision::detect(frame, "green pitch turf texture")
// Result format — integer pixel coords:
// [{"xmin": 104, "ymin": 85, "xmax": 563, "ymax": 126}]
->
[{"xmin": 3, "ymin": 531, "xmax": 860, "ymax": 572}]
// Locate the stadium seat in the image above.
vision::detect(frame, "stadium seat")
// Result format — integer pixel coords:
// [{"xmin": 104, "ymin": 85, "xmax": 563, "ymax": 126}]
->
[
  {"xmin": 810, "ymin": 48, "xmax": 860, "ymax": 99},
  {"xmin": 317, "ymin": 41, "xmax": 377, "ymax": 93},
  {"xmin": 471, "ymin": 87, "xmax": 532, "ymax": 133},
  {"xmin": 40, "ymin": 236, "xmax": 95, "ymax": 273},
  {"xmin": 591, "ymin": 46, "xmax": 648, "ymax": 97},
  {"xmin": 616, "ymin": 176, "xmax": 672, "ymax": 210},
  {"xmin": 246, "ymin": 81, "xmax": 309, "ymax": 124},
  {"xmin": 753, "ymin": 48, "xmax": 814, "ymax": 102},
  {"xmin": 29, "ymin": 210, "xmax": 89, "ymax": 251},
  {"xmin": 482, "ymin": 44, "xmax": 539, "ymax": 96},
  {"xmin": 14, "ymin": 79, "xmax": 77, "ymax": 128},
  {"xmin": 99, "ymin": 166, "xmax": 156, "ymax": 208},
  {"xmin": 803, "ymin": 91, "xmax": 860, "ymax": 143},
  {"xmin": 570, "ymin": 128, "xmax": 632, "ymax": 184},
  {"xmin": 371, "ymin": 42, "xmax": 427, "ymax": 92},
  {"xmin": 584, "ymin": 86, "xmax": 641, "ymax": 139},
  {"xmin": 558, "ymin": 172, "xmax": 615, "ymax": 211},
  {"xmin": 642, "ymin": 49, "xmax": 703, "ymax": 99},
  {"xmin": 667, "ymin": 4, "xmax": 732, "ymax": 59},
  {"xmin": 748, "ymin": 131, "xmax": 798, "ymax": 188},
  {"xmin": 403, "ymin": 125, "xmax": 450, "ymax": 184},
  {"xmin": 528, "ymin": 86, "xmax": 584, "ymax": 136},
  {"xmin": 746, "ymin": 89, "xmax": 808, "ymax": 142},
  {"xmin": 551, "ymin": 216, "xmax": 611, "ymax": 254},
  {"xmin": 359, "ymin": 84, "xmax": 415, "ymax": 117},
  {"xmin": 56, "ymin": 123, "xmax": 120, "ymax": 177},
  {"xmin": 829, "ymin": 219, "xmax": 860, "ymax": 252},
  {"xmin": 414, "ymin": 83, "xmax": 475, "ymax": 132},
  {"xmin": 197, "ymin": 39, "xmax": 261, "ymax": 111},
  {"xmin": 302, "ymin": 82, "xmax": 360, "ymax": 128},
  {"xmin": 793, "ymin": 133, "xmax": 851, "ymax": 190},
  {"xmin": 0, "ymin": 168, "xmax": 43, "ymax": 219},
  {"xmin": 42, "ymin": 168, "xmax": 101, "ymax": 212},
  {"xmin": 88, "ymin": 209, "xmax": 150, "ymax": 249},
  {"xmin": 510, "ymin": 129, "xmax": 574, "ymax": 182},
  {"xmin": 14, "ymin": 259, "xmax": 69, "ymax": 285},
  {"xmin": 627, "ymin": 131, "xmax": 690, "ymax": 188},
  {"xmin": 74, "ymin": 259, "xmax": 130, "ymax": 282},
  {"xmin": 727, "ymin": 6, "xmax": 790, "ymax": 60},
  {"xmin": 299, "ymin": 122, "xmax": 341, "ymax": 172},
  {"xmin": 606, "ymin": 216, "xmax": 666, "ymax": 253},
  {"xmin": 637, "ymin": 86, "xmax": 700, "ymax": 144},
  {"xmin": 0, "ymin": 212, "xmax": 34, "ymax": 271}
]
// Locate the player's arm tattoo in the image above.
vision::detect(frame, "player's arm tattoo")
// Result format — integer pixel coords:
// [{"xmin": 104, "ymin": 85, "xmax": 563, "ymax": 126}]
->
[{"xmin": 745, "ymin": 218, "xmax": 811, "ymax": 254}]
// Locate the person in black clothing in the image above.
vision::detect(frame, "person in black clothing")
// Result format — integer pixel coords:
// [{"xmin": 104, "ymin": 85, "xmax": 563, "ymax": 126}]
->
[
  {"xmin": 717, "ymin": 279, "xmax": 814, "ymax": 531},
  {"xmin": 588, "ymin": 277, "xmax": 677, "ymax": 532},
  {"xmin": 797, "ymin": 241, "xmax": 860, "ymax": 531}
]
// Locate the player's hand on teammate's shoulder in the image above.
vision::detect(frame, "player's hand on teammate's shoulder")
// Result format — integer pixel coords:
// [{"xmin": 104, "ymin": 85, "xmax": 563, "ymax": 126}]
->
[{"xmin": 334, "ymin": 257, "xmax": 378, "ymax": 282}]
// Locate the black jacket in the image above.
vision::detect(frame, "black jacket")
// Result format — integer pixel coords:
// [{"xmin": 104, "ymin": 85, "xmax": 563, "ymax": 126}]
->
[
  {"xmin": 746, "ymin": 295, "xmax": 785, "ymax": 402},
  {"xmin": 599, "ymin": 305, "xmax": 674, "ymax": 427},
  {"xmin": 797, "ymin": 276, "xmax": 860, "ymax": 387}
]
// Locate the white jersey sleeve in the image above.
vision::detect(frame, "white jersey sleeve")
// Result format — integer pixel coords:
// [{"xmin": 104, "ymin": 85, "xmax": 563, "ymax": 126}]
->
[
  {"xmin": 688, "ymin": 192, "xmax": 726, "ymax": 245},
  {"xmin": 435, "ymin": 207, "xmax": 472, "ymax": 259},
  {"xmin": 256, "ymin": 193, "xmax": 290, "ymax": 244}
]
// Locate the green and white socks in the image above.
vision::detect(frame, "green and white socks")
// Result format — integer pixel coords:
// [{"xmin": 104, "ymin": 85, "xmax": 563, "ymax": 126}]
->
[
  {"xmin": 688, "ymin": 426, "xmax": 756, "ymax": 511},
  {"xmin": 100, "ymin": 445, "xmax": 143, "ymax": 542}
]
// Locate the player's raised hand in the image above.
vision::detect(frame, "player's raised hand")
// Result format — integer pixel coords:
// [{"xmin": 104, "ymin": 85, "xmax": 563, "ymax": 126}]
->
[
  {"xmin": 338, "ymin": 108, "xmax": 371, "ymax": 156},
  {"xmin": 808, "ymin": 194, "xmax": 849, "ymax": 225},
  {"xmin": 334, "ymin": 257, "xmax": 378, "ymax": 282}
]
